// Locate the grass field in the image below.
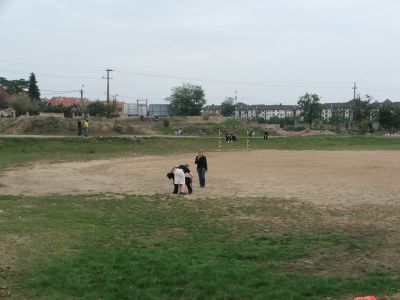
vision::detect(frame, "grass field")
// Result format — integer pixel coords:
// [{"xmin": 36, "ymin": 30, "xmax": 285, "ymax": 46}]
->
[
  {"xmin": 1, "ymin": 195, "xmax": 399, "ymax": 299},
  {"xmin": 2, "ymin": 135, "xmax": 400, "ymax": 171},
  {"xmin": 1, "ymin": 135, "xmax": 400, "ymax": 299}
]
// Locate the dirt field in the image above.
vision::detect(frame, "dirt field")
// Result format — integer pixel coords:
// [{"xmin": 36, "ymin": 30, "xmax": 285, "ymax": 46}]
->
[{"xmin": 1, "ymin": 149, "xmax": 400, "ymax": 206}]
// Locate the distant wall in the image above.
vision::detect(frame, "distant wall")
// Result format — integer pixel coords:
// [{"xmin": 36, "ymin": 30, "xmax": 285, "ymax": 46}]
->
[{"xmin": 39, "ymin": 112, "xmax": 65, "ymax": 118}]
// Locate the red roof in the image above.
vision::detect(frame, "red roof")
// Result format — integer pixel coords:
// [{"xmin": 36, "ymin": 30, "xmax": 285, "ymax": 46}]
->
[
  {"xmin": 46, "ymin": 97, "xmax": 91, "ymax": 107},
  {"xmin": 42, "ymin": 97, "xmax": 124, "ymax": 112}
]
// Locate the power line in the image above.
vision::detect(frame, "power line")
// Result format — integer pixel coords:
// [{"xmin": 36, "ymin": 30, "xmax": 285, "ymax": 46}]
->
[
  {"xmin": 0, "ymin": 60, "xmax": 104, "ymax": 72},
  {"xmin": 1, "ymin": 61, "xmax": 398, "ymax": 99},
  {"xmin": 0, "ymin": 68, "xmax": 101, "ymax": 80},
  {"xmin": 113, "ymin": 69, "xmax": 352, "ymax": 89}
]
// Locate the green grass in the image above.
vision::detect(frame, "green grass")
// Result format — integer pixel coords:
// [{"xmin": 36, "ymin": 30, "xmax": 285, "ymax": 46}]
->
[
  {"xmin": 1, "ymin": 135, "xmax": 400, "ymax": 171},
  {"xmin": 0, "ymin": 195, "xmax": 399, "ymax": 299}
]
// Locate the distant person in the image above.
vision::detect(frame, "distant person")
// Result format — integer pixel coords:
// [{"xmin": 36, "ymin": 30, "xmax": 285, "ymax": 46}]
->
[
  {"xmin": 77, "ymin": 119, "xmax": 82, "ymax": 136},
  {"xmin": 195, "ymin": 149, "xmax": 208, "ymax": 188},
  {"xmin": 83, "ymin": 119, "xmax": 89, "ymax": 137},
  {"xmin": 264, "ymin": 129, "xmax": 268, "ymax": 140}
]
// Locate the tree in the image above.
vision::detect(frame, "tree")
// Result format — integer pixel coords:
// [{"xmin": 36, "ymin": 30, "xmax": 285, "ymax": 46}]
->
[
  {"xmin": 352, "ymin": 95, "xmax": 375, "ymax": 133},
  {"xmin": 297, "ymin": 93, "xmax": 322, "ymax": 128},
  {"xmin": 220, "ymin": 97, "xmax": 235, "ymax": 117},
  {"xmin": 378, "ymin": 102, "xmax": 400, "ymax": 135},
  {"xmin": 169, "ymin": 83, "xmax": 206, "ymax": 116},
  {"xmin": 0, "ymin": 77, "xmax": 28, "ymax": 95},
  {"xmin": 28, "ymin": 72, "xmax": 41, "ymax": 103},
  {"xmin": 329, "ymin": 110, "xmax": 347, "ymax": 126},
  {"xmin": 87, "ymin": 101, "xmax": 114, "ymax": 117},
  {"xmin": 11, "ymin": 94, "xmax": 32, "ymax": 116},
  {"xmin": 0, "ymin": 94, "xmax": 9, "ymax": 109}
]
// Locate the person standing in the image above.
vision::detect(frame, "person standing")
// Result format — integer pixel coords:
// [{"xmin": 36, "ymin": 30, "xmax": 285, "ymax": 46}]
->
[
  {"xmin": 264, "ymin": 129, "xmax": 268, "ymax": 140},
  {"xmin": 195, "ymin": 150, "xmax": 208, "ymax": 188},
  {"xmin": 77, "ymin": 119, "xmax": 82, "ymax": 136},
  {"xmin": 83, "ymin": 119, "xmax": 89, "ymax": 137}
]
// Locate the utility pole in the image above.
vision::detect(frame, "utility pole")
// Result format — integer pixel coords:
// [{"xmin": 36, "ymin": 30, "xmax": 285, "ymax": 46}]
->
[
  {"xmin": 352, "ymin": 82, "xmax": 357, "ymax": 100},
  {"xmin": 104, "ymin": 69, "xmax": 113, "ymax": 106},
  {"xmin": 80, "ymin": 84, "xmax": 84, "ymax": 101},
  {"xmin": 234, "ymin": 90, "xmax": 238, "ymax": 104}
]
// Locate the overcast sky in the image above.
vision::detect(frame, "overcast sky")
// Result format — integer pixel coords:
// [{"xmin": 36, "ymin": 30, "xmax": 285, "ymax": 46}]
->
[{"xmin": 0, "ymin": 0, "xmax": 399, "ymax": 105}]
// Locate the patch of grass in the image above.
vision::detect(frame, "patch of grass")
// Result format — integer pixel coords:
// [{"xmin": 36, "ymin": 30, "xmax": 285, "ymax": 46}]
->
[
  {"xmin": 1, "ymin": 135, "xmax": 400, "ymax": 171},
  {"xmin": 0, "ymin": 195, "xmax": 399, "ymax": 299}
]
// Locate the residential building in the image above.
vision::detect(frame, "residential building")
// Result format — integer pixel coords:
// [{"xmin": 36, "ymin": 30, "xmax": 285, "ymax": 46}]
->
[
  {"xmin": 202, "ymin": 104, "xmax": 222, "ymax": 115},
  {"xmin": 43, "ymin": 97, "xmax": 91, "ymax": 108},
  {"xmin": 321, "ymin": 100, "xmax": 354, "ymax": 121},
  {"xmin": 42, "ymin": 97, "xmax": 124, "ymax": 112},
  {"xmin": 204, "ymin": 102, "xmax": 299, "ymax": 120}
]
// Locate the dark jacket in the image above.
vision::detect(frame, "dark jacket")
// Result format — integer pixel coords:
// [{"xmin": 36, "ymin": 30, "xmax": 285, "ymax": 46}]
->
[{"xmin": 195, "ymin": 156, "xmax": 208, "ymax": 171}]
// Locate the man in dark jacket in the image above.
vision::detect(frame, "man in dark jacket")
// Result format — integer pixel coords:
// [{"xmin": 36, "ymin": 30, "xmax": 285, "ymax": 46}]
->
[
  {"xmin": 195, "ymin": 150, "xmax": 208, "ymax": 188},
  {"xmin": 77, "ymin": 120, "xmax": 83, "ymax": 136}
]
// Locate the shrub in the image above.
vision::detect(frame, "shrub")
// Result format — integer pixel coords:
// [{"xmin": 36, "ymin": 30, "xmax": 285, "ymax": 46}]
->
[
  {"xmin": 162, "ymin": 118, "xmax": 170, "ymax": 127},
  {"xmin": 11, "ymin": 94, "xmax": 31, "ymax": 116}
]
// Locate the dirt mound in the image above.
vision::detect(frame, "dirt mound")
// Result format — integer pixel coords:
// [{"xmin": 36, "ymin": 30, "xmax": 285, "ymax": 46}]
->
[
  {"xmin": 274, "ymin": 128, "xmax": 336, "ymax": 136},
  {"xmin": 0, "ymin": 116, "xmax": 158, "ymax": 136}
]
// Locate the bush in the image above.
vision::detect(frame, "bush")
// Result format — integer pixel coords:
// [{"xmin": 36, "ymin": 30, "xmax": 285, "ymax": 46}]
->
[
  {"xmin": 11, "ymin": 94, "xmax": 31, "ymax": 116},
  {"xmin": 25, "ymin": 117, "xmax": 62, "ymax": 133},
  {"xmin": 0, "ymin": 94, "xmax": 9, "ymax": 109},
  {"xmin": 285, "ymin": 125, "xmax": 306, "ymax": 132},
  {"xmin": 113, "ymin": 123, "xmax": 123, "ymax": 133},
  {"xmin": 162, "ymin": 118, "xmax": 170, "ymax": 127},
  {"xmin": 87, "ymin": 101, "xmax": 115, "ymax": 117}
]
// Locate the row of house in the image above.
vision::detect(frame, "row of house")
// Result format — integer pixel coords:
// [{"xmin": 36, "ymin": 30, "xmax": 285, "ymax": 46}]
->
[
  {"xmin": 41, "ymin": 97, "xmax": 125, "ymax": 112},
  {"xmin": 203, "ymin": 99, "xmax": 400, "ymax": 122}
]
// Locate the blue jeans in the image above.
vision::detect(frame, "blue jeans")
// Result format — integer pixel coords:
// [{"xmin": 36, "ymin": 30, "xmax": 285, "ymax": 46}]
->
[{"xmin": 197, "ymin": 168, "xmax": 206, "ymax": 187}]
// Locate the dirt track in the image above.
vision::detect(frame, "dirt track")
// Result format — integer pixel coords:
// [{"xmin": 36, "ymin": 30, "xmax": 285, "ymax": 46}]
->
[{"xmin": 1, "ymin": 150, "xmax": 400, "ymax": 206}]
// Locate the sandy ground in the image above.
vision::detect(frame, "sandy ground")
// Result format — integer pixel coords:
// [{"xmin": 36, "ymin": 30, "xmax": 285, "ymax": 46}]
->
[{"xmin": 1, "ymin": 150, "xmax": 400, "ymax": 206}]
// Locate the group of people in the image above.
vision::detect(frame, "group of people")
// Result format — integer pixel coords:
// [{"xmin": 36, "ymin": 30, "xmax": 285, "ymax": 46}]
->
[
  {"xmin": 167, "ymin": 149, "xmax": 208, "ymax": 195},
  {"xmin": 77, "ymin": 119, "xmax": 89, "ymax": 137},
  {"xmin": 225, "ymin": 134, "xmax": 237, "ymax": 142}
]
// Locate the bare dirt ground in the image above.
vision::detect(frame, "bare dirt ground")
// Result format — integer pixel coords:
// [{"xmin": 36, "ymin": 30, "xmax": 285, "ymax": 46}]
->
[{"xmin": 1, "ymin": 150, "xmax": 400, "ymax": 206}]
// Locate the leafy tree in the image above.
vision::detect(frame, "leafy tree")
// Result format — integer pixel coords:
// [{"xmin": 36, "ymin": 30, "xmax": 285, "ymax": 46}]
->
[
  {"xmin": 87, "ymin": 101, "xmax": 115, "ymax": 117},
  {"xmin": 28, "ymin": 72, "xmax": 41, "ymax": 102},
  {"xmin": 11, "ymin": 94, "xmax": 32, "ymax": 115},
  {"xmin": 352, "ymin": 95, "xmax": 376, "ymax": 133},
  {"xmin": 0, "ymin": 77, "xmax": 28, "ymax": 94},
  {"xmin": 0, "ymin": 94, "xmax": 9, "ymax": 109},
  {"xmin": 169, "ymin": 83, "xmax": 206, "ymax": 116},
  {"xmin": 378, "ymin": 102, "xmax": 400, "ymax": 135},
  {"xmin": 297, "ymin": 93, "xmax": 322, "ymax": 128},
  {"xmin": 220, "ymin": 97, "xmax": 235, "ymax": 117},
  {"xmin": 329, "ymin": 111, "xmax": 348, "ymax": 125}
]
